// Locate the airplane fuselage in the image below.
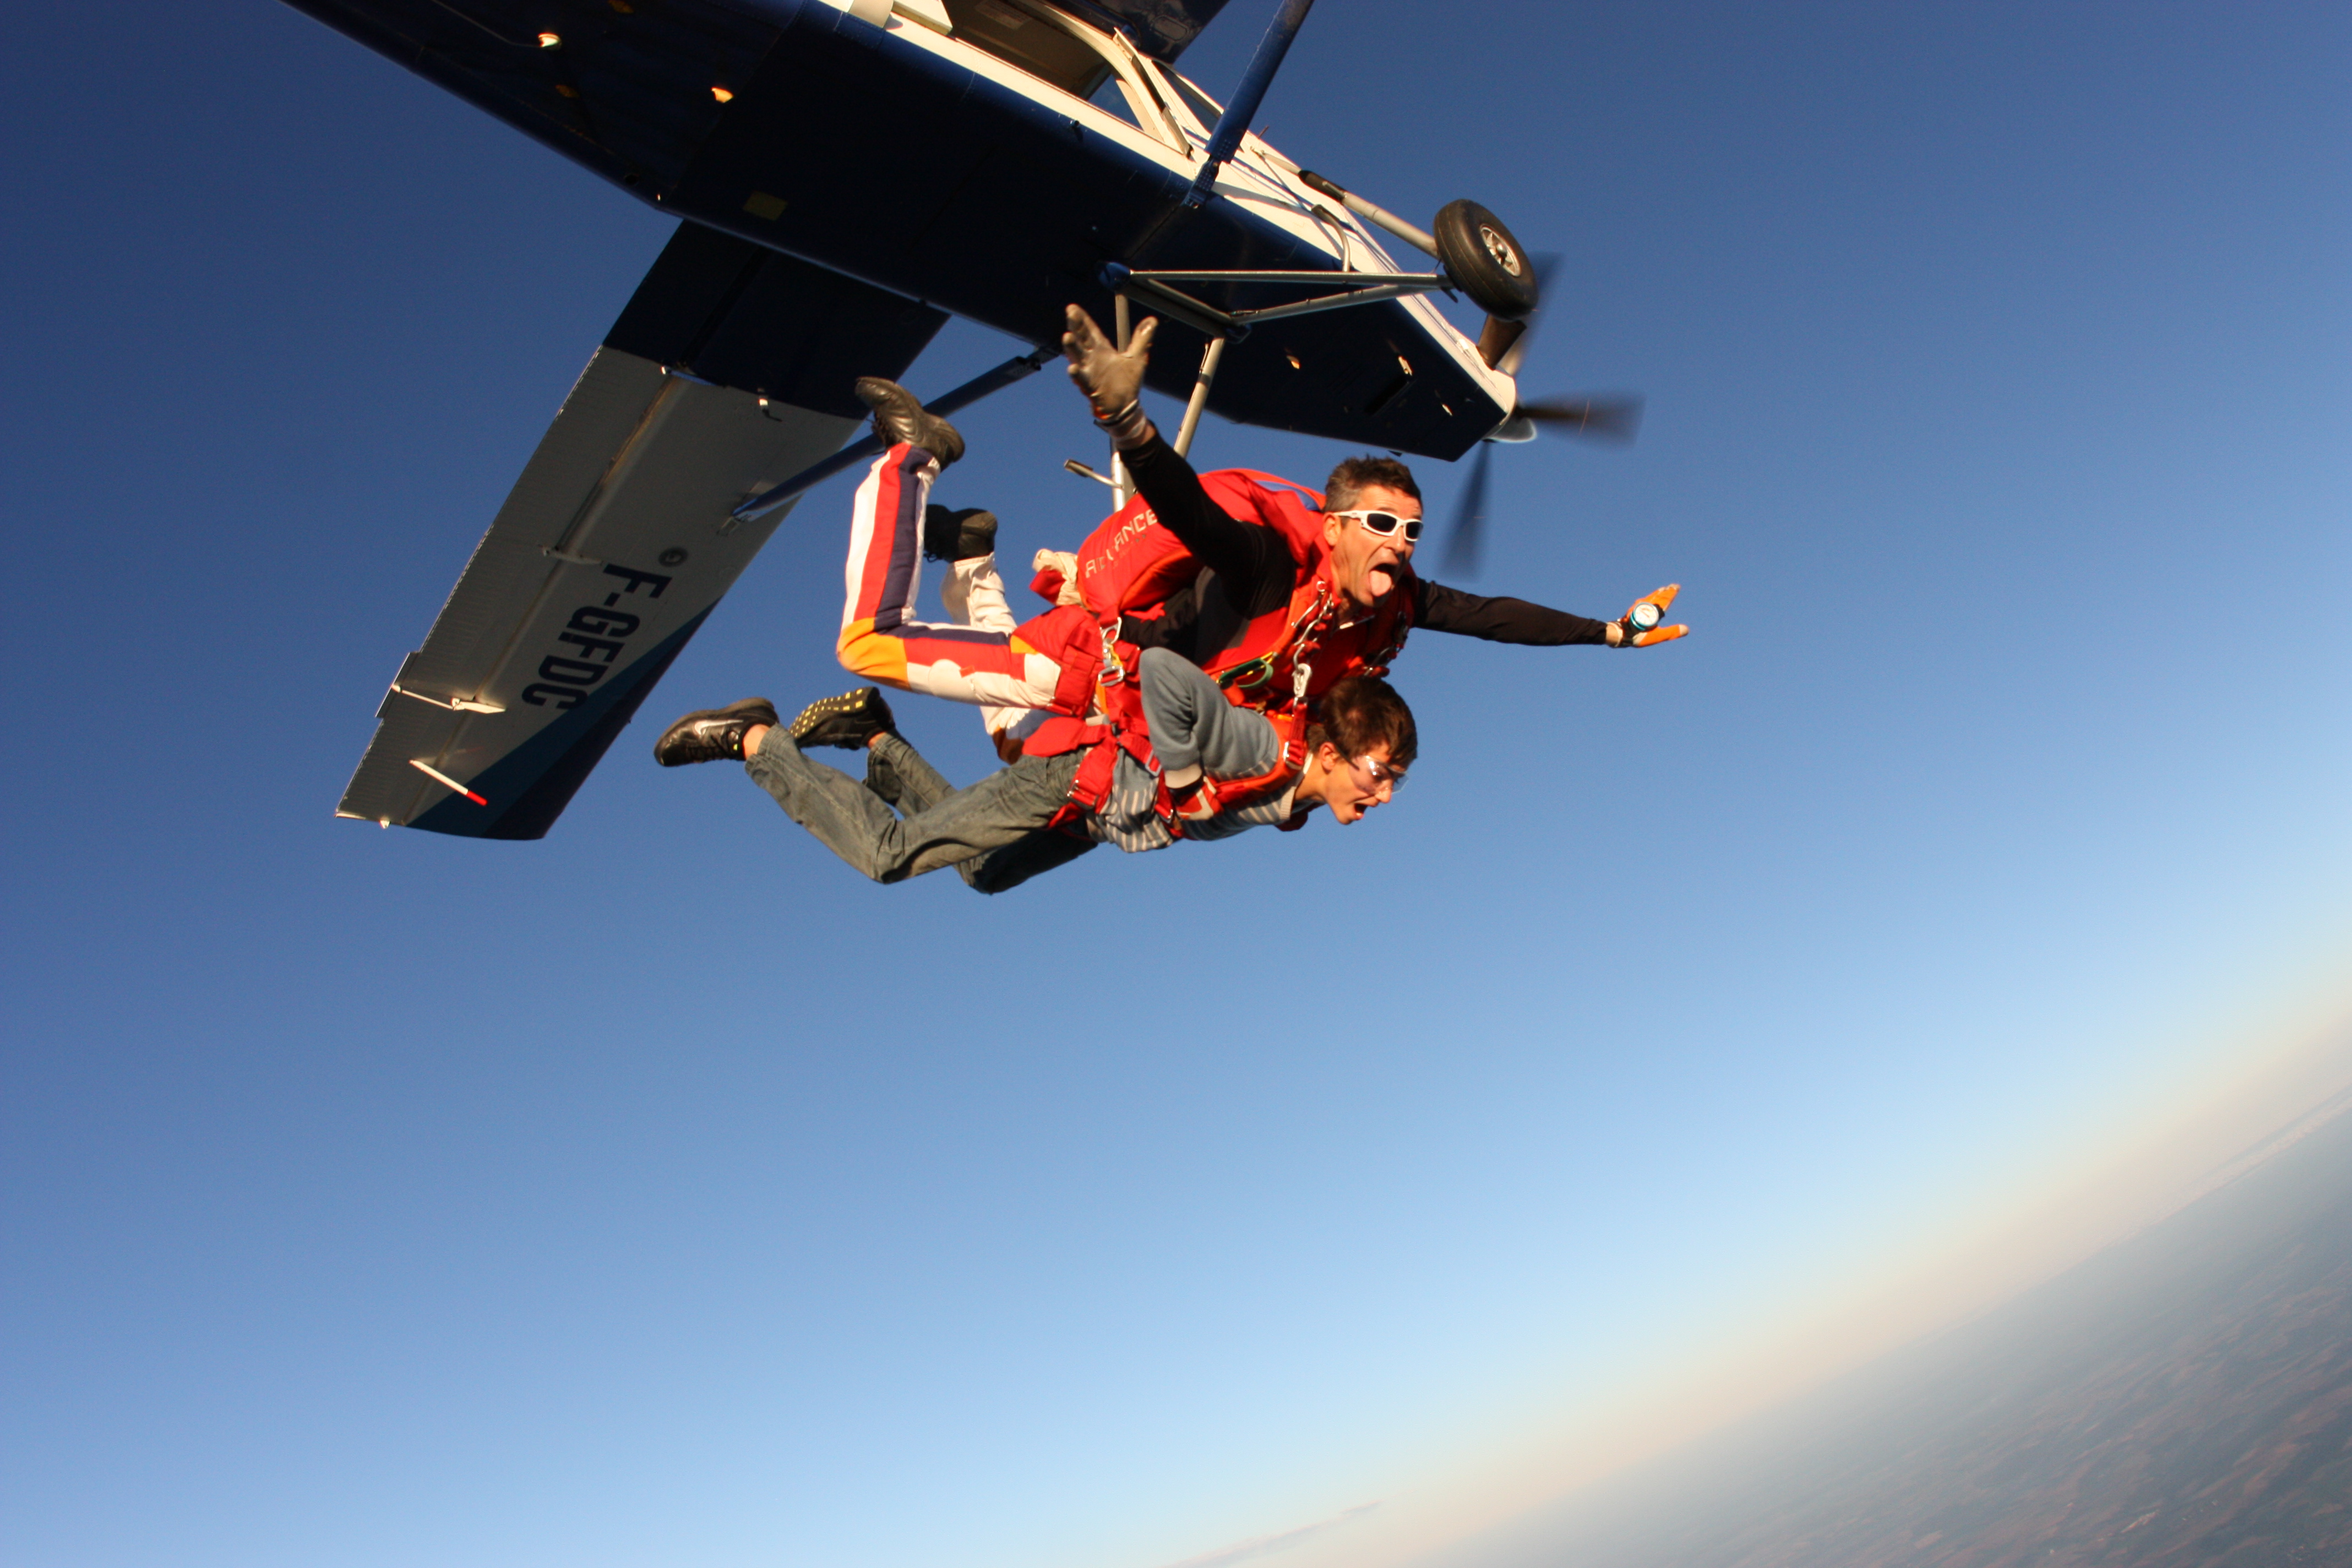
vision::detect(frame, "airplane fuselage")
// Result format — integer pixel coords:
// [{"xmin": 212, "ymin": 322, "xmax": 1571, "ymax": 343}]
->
[{"xmin": 288, "ymin": 0, "xmax": 1512, "ymax": 458}]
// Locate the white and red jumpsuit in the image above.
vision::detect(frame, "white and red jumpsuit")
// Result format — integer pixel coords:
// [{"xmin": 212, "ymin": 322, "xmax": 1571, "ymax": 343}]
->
[{"xmin": 835, "ymin": 443, "xmax": 1089, "ymax": 721}]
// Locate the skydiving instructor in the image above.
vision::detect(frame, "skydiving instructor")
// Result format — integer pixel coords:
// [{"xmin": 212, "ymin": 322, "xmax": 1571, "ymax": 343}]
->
[{"xmin": 1054, "ymin": 304, "xmax": 1689, "ymax": 676}]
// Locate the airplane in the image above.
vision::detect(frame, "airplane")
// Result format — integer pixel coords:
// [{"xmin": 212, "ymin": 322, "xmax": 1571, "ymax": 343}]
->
[{"xmin": 296, "ymin": 0, "xmax": 1592, "ymax": 839}]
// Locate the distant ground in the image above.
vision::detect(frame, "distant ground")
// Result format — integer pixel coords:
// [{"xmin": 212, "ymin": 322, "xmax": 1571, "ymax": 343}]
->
[{"xmin": 1470, "ymin": 1101, "xmax": 2352, "ymax": 1568}]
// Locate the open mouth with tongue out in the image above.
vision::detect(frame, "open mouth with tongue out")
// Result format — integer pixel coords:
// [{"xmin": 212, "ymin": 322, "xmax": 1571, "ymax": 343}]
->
[{"xmin": 1325, "ymin": 486, "xmax": 1422, "ymax": 610}]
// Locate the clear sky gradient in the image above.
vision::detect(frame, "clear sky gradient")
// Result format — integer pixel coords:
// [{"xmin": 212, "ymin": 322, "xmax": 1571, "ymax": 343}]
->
[{"xmin": 4, "ymin": 4, "xmax": 2348, "ymax": 1567}]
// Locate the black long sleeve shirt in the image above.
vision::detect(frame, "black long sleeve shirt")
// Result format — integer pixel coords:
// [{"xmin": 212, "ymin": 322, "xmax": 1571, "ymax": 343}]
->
[{"xmin": 1118, "ymin": 433, "xmax": 1613, "ymax": 661}]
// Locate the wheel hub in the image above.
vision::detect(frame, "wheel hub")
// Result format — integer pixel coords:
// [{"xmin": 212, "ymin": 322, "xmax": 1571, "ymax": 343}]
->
[{"xmin": 1479, "ymin": 225, "xmax": 1523, "ymax": 277}]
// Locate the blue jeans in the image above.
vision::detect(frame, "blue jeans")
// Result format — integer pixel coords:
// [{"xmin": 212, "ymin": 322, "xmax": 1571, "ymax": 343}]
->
[{"xmin": 745, "ymin": 728, "xmax": 1095, "ymax": 893}]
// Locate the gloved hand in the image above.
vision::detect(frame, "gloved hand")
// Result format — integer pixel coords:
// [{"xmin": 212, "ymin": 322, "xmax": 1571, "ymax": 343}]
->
[
  {"xmin": 1610, "ymin": 584, "xmax": 1689, "ymax": 647},
  {"xmin": 1063, "ymin": 304, "xmax": 1158, "ymax": 449}
]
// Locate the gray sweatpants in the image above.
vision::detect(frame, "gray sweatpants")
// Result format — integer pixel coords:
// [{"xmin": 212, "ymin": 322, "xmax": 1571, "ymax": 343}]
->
[{"xmin": 1136, "ymin": 646, "xmax": 1281, "ymax": 783}]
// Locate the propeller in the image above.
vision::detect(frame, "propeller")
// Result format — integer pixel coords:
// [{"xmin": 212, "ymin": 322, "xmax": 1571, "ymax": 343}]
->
[
  {"xmin": 1510, "ymin": 395, "xmax": 1645, "ymax": 441},
  {"xmin": 1440, "ymin": 394, "xmax": 1645, "ymax": 576},
  {"xmin": 1440, "ymin": 258, "xmax": 1644, "ymax": 578},
  {"xmin": 1441, "ymin": 437, "xmax": 1493, "ymax": 577}
]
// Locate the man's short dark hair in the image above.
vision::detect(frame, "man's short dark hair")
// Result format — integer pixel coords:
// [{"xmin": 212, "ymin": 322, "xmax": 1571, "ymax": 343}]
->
[
  {"xmin": 1324, "ymin": 455, "xmax": 1422, "ymax": 514},
  {"xmin": 1308, "ymin": 674, "xmax": 1418, "ymax": 769}
]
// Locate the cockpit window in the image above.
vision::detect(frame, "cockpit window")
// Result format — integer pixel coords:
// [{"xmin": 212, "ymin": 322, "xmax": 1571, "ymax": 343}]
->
[
  {"xmin": 1167, "ymin": 72, "xmax": 1223, "ymax": 130},
  {"xmin": 1088, "ymin": 73, "xmax": 1142, "ymax": 126},
  {"xmin": 940, "ymin": 0, "xmax": 1194, "ymax": 155},
  {"xmin": 941, "ymin": 0, "xmax": 1112, "ymax": 98}
]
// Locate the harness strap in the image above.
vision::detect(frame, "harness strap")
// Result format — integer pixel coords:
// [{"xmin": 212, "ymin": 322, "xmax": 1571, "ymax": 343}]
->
[
  {"xmin": 1212, "ymin": 578, "xmax": 1337, "ymax": 704},
  {"xmin": 1029, "ymin": 713, "xmax": 1157, "ymax": 834}
]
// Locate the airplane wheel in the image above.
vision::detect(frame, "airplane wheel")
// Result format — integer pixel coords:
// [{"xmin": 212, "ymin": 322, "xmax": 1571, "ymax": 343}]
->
[{"xmin": 1434, "ymin": 200, "xmax": 1538, "ymax": 320}]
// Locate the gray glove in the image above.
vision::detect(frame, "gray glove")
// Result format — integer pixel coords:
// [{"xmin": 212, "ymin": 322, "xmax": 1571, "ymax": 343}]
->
[{"xmin": 1063, "ymin": 304, "xmax": 1158, "ymax": 449}]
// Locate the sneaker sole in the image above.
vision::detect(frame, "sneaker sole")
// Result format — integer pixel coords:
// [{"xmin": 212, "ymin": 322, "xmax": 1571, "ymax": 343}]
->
[{"xmin": 789, "ymin": 688, "xmax": 881, "ymax": 743}]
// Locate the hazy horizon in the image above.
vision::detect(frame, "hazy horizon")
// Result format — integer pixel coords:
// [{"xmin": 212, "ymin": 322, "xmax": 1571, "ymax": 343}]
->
[
  {"xmin": 1168, "ymin": 1022, "xmax": 2352, "ymax": 1568},
  {"xmin": 1438, "ymin": 1076, "xmax": 2352, "ymax": 1568}
]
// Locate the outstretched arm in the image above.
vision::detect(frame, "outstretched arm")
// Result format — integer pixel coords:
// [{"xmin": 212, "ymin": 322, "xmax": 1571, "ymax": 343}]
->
[
  {"xmin": 1413, "ymin": 580, "xmax": 1686, "ymax": 647},
  {"xmin": 1062, "ymin": 306, "xmax": 1288, "ymax": 597},
  {"xmin": 1121, "ymin": 435, "xmax": 1289, "ymax": 592},
  {"xmin": 1412, "ymin": 578, "xmax": 1615, "ymax": 645}
]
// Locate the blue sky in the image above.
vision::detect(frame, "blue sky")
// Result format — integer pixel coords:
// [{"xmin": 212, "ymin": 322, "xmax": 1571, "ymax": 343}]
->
[{"xmin": 4, "ymin": 3, "xmax": 2349, "ymax": 1567}]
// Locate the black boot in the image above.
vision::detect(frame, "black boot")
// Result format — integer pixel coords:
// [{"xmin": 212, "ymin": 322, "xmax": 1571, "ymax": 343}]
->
[
  {"xmin": 789, "ymin": 687, "xmax": 897, "ymax": 750},
  {"xmin": 923, "ymin": 505, "xmax": 999, "ymax": 563},
  {"xmin": 654, "ymin": 698, "xmax": 779, "ymax": 766},
  {"xmin": 855, "ymin": 377, "xmax": 965, "ymax": 466}
]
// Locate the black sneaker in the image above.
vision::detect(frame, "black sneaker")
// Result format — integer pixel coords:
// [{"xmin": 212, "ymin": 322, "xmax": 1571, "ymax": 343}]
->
[
  {"xmin": 923, "ymin": 505, "xmax": 999, "ymax": 563},
  {"xmin": 790, "ymin": 687, "xmax": 896, "ymax": 750},
  {"xmin": 855, "ymin": 377, "xmax": 965, "ymax": 466},
  {"xmin": 654, "ymin": 698, "xmax": 779, "ymax": 766}
]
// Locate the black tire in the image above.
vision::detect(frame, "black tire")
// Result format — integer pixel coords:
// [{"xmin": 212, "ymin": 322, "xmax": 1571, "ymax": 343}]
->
[{"xmin": 1433, "ymin": 200, "xmax": 1538, "ymax": 320}]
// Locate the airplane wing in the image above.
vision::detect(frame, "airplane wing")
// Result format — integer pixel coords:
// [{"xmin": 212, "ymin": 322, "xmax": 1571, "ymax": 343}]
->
[{"xmin": 337, "ymin": 220, "xmax": 945, "ymax": 838}]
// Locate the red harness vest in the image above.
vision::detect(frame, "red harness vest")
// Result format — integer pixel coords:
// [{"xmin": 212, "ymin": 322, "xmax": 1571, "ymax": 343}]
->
[{"xmin": 1012, "ymin": 471, "xmax": 1414, "ymax": 833}]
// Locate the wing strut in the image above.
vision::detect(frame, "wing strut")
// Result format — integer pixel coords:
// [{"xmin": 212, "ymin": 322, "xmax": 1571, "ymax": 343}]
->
[
  {"xmin": 731, "ymin": 345, "xmax": 1058, "ymax": 524},
  {"xmin": 1188, "ymin": 0, "xmax": 1319, "ymax": 206}
]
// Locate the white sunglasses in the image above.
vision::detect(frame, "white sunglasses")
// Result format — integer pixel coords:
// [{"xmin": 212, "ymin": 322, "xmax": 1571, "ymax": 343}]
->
[{"xmin": 1328, "ymin": 508, "xmax": 1424, "ymax": 543}]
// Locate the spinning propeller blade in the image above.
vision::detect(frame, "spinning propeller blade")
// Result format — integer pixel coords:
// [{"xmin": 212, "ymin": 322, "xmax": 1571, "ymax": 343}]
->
[
  {"xmin": 1467, "ymin": 258, "xmax": 1561, "ymax": 380},
  {"xmin": 1515, "ymin": 395, "xmax": 1645, "ymax": 441},
  {"xmin": 1494, "ymin": 254, "xmax": 1560, "ymax": 376},
  {"xmin": 1445, "ymin": 257, "xmax": 1645, "ymax": 576},
  {"xmin": 1442, "ymin": 439, "xmax": 1494, "ymax": 577}
]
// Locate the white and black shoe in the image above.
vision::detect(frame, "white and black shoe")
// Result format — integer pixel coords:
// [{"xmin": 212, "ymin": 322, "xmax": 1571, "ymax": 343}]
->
[{"xmin": 653, "ymin": 698, "xmax": 778, "ymax": 766}]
